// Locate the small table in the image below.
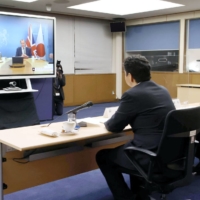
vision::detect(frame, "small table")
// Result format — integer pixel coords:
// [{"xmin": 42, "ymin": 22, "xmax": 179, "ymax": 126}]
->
[{"xmin": 177, "ymin": 84, "xmax": 200, "ymax": 104}]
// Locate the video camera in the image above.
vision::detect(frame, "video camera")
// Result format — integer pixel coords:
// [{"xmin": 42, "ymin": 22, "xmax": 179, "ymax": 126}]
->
[{"xmin": 56, "ymin": 60, "xmax": 63, "ymax": 74}]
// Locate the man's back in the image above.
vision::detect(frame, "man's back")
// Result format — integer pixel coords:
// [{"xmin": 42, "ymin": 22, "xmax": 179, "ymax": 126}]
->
[
  {"xmin": 105, "ymin": 80, "xmax": 175, "ymax": 150},
  {"xmin": 97, "ymin": 56, "xmax": 176, "ymax": 200}
]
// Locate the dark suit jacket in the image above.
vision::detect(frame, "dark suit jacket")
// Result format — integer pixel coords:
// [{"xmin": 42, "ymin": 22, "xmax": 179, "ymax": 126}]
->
[
  {"xmin": 105, "ymin": 80, "xmax": 175, "ymax": 151},
  {"xmin": 53, "ymin": 73, "xmax": 66, "ymax": 100},
  {"xmin": 16, "ymin": 47, "xmax": 32, "ymax": 57}
]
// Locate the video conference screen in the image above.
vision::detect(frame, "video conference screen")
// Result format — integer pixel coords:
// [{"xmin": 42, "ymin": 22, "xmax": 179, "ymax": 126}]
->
[{"xmin": 0, "ymin": 12, "xmax": 55, "ymax": 79}]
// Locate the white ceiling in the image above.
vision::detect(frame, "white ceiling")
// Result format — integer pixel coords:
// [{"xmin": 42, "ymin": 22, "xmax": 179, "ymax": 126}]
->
[{"xmin": 0, "ymin": 0, "xmax": 200, "ymax": 20}]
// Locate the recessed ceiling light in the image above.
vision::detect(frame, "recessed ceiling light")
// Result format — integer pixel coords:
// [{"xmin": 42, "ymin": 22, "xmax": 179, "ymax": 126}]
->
[
  {"xmin": 68, "ymin": 0, "xmax": 184, "ymax": 15},
  {"xmin": 12, "ymin": 0, "xmax": 38, "ymax": 2}
]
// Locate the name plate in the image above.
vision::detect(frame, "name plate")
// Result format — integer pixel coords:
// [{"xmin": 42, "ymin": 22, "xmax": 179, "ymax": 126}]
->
[
  {"xmin": 103, "ymin": 106, "xmax": 118, "ymax": 118},
  {"xmin": 172, "ymin": 98, "xmax": 181, "ymax": 107}
]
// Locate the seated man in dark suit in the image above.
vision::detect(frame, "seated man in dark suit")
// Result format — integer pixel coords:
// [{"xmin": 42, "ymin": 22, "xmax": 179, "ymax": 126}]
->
[
  {"xmin": 96, "ymin": 55, "xmax": 175, "ymax": 200},
  {"xmin": 16, "ymin": 39, "xmax": 32, "ymax": 58}
]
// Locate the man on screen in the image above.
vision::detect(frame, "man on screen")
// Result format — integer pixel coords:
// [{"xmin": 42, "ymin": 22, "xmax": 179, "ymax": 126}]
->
[{"xmin": 16, "ymin": 39, "xmax": 31, "ymax": 58}]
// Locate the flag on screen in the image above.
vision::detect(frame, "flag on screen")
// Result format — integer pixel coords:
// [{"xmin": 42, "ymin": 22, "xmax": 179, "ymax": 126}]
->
[
  {"xmin": 26, "ymin": 25, "xmax": 37, "ymax": 57},
  {"xmin": 36, "ymin": 24, "xmax": 46, "ymax": 59}
]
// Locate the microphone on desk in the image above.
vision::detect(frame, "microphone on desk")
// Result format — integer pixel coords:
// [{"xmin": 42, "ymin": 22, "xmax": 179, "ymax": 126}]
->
[
  {"xmin": 66, "ymin": 101, "xmax": 93, "ymax": 127},
  {"xmin": 66, "ymin": 101, "xmax": 93, "ymax": 114},
  {"xmin": 45, "ymin": 101, "xmax": 93, "ymax": 128}
]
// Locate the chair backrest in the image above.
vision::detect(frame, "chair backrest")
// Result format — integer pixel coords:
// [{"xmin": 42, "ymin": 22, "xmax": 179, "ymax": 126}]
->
[{"xmin": 156, "ymin": 107, "xmax": 200, "ymax": 179}]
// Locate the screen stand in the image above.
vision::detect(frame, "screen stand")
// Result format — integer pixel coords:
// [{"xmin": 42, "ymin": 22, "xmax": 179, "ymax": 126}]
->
[
  {"xmin": 26, "ymin": 78, "xmax": 34, "ymax": 91},
  {"xmin": 0, "ymin": 78, "xmax": 38, "ymax": 94}
]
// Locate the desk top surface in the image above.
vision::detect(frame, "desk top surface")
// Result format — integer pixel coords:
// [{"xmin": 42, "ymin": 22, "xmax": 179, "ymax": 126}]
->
[
  {"xmin": 0, "ymin": 117, "xmax": 131, "ymax": 151},
  {"xmin": 0, "ymin": 58, "xmax": 50, "ymax": 75},
  {"xmin": 1, "ymin": 103, "xmax": 200, "ymax": 151}
]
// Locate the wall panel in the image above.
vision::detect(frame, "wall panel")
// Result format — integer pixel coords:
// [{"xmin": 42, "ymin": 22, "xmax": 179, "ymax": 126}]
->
[
  {"xmin": 122, "ymin": 72, "xmax": 192, "ymax": 99},
  {"xmin": 190, "ymin": 73, "xmax": 200, "ymax": 84},
  {"xmin": 74, "ymin": 75, "xmax": 97, "ymax": 104},
  {"xmin": 63, "ymin": 75, "xmax": 74, "ymax": 105},
  {"xmin": 151, "ymin": 72, "xmax": 189, "ymax": 98},
  {"xmin": 95, "ymin": 74, "xmax": 116, "ymax": 102},
  {"xmin": 126, "ymin": 21, "xmax": 180, "ymax": 51},
  {"xmin": 63, "ymin": 74, "xmax": 116, "ymax": 106}
]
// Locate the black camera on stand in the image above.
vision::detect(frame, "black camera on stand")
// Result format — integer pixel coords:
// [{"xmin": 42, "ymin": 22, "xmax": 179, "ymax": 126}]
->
[
  {"xmin": 9, "ymin": 81, "xmax": 17, "ymax": 87},
  {"xmin": 56, "ymin": 60, "xmax": 63, "ymax": 78},
  {"xmin": 2, "ymin": 81, "xmax": 22, "ymax": 91}
]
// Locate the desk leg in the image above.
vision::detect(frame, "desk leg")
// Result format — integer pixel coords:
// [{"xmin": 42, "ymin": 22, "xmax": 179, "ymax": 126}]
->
[{"xmin": 0, "ymin": 143, "xmax": 3, "ymax": 200}]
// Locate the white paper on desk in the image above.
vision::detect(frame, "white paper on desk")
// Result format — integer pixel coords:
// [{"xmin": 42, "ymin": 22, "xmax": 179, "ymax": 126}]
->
[
  {"xmin": 99, "ymin": 117, "xmax": 109, "ymax": 123},
  {"xmin": 77, "ymin": 117, "xmax": 109, "ymax": 124},
  {"xmin": 77, "ymin": 118, "xmax": 101, "ymax": 125}
]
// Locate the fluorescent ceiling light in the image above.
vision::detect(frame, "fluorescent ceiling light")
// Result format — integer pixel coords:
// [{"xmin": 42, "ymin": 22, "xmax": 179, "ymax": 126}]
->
[
  {"xmin": 68, "ymin": 0, "xmax": 184, "ymax": 15},
  {"xmin": 12, "ymin": 0, "xmax": 38, "ymax": 2}
]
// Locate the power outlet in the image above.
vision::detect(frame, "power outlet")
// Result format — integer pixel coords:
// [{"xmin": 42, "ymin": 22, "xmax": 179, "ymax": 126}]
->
[
  {"xmin": 112, "ymin": 91, "xmax": 115, "ymax": 95},
  {"xmin": 6, "ymin": 146, "xmax": 16, "ymax": 152}
]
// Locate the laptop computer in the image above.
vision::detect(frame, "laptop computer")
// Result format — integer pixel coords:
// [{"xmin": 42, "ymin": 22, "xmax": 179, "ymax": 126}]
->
[{"xmin": 10, "ymin": 57, "xmax": 25, "ymax": 68}]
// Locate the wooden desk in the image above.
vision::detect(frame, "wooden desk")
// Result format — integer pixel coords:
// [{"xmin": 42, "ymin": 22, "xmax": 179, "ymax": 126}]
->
[
  {"xmin": 0, "ymin": 118, "xmax": 132, "ymax": 199},
  {"xmin": 0, "ymin": 58, "xmax": 51, "ymax": 75},
  {"xmin": 177, "ymin": 84, "xmax": 200, "ymax": 103}
]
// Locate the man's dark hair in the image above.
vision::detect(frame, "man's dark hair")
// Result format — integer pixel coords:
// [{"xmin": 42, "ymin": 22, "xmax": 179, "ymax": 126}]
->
[{"xmin": 124, "ymin": 55, "xmax": 151, "ymax": 83}]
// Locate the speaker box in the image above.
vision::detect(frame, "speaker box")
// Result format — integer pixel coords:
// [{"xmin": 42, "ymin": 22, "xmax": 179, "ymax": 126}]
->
[{"xmin": 110, "ymin": 22, "xmax": 126, "ymax": 32}]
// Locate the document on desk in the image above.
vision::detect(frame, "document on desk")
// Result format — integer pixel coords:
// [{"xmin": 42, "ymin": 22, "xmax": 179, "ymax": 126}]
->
[
  {"xmin": 176, "ymin": 103, "xmax": 200, "ymax": 110},
  {"xmin": 77, "ymin": 117, "xmax": 109, "ymax": 125}
]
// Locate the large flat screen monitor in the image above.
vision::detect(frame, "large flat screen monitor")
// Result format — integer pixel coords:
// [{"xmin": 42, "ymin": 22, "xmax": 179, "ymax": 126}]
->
[{"xmin": 0, "ymin": 11, "xmax": 56, "ymax": 79}]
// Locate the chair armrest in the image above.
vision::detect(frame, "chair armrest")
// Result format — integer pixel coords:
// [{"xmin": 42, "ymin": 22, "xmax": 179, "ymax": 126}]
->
[
  {"xmin": 124, "ymin": 146, "xmax": 157, "ymax": 183},
  {"xmin": 168, "ymin": 128, "xmax": 200, "ymax": 138},
  {"xmin": 124, "ymin": 146, "xmax": 157, "ymax": 157}
]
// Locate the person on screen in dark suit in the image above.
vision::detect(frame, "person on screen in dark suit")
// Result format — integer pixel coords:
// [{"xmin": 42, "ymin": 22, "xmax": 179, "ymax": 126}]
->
[
  {"xmin": 16, "ymin": 39, "xmax": 32, "ymax": 58},
  {"xmin": 96, "ymin": 55, "xmax": 175, "ymax": 200},
  {"xmin": 53, "ymin": 60, "xmax": 66, "ymax": 115}
]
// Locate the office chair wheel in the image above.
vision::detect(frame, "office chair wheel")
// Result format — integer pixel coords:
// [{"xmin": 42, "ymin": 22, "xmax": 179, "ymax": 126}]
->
[{"xmin": 160, "ymin": 194, "xmax": 167, "ymax": 200}]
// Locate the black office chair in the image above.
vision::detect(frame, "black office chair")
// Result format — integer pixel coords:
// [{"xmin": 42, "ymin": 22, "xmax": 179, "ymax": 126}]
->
[{"xmin": 124, "ymin": 107, "xmax": 200, "ymax": 200}]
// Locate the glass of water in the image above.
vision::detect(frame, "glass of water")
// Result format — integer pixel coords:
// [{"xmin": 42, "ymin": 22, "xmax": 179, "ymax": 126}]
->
[{"xmin": 68, "ymin": 113, "xmax": 76, "ymax": 122}]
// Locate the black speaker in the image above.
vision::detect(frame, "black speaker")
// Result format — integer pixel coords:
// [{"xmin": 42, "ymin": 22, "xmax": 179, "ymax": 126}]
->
[{"xmin": 110, "ymin": 22, "xmax": 126, "ymax": 32}]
